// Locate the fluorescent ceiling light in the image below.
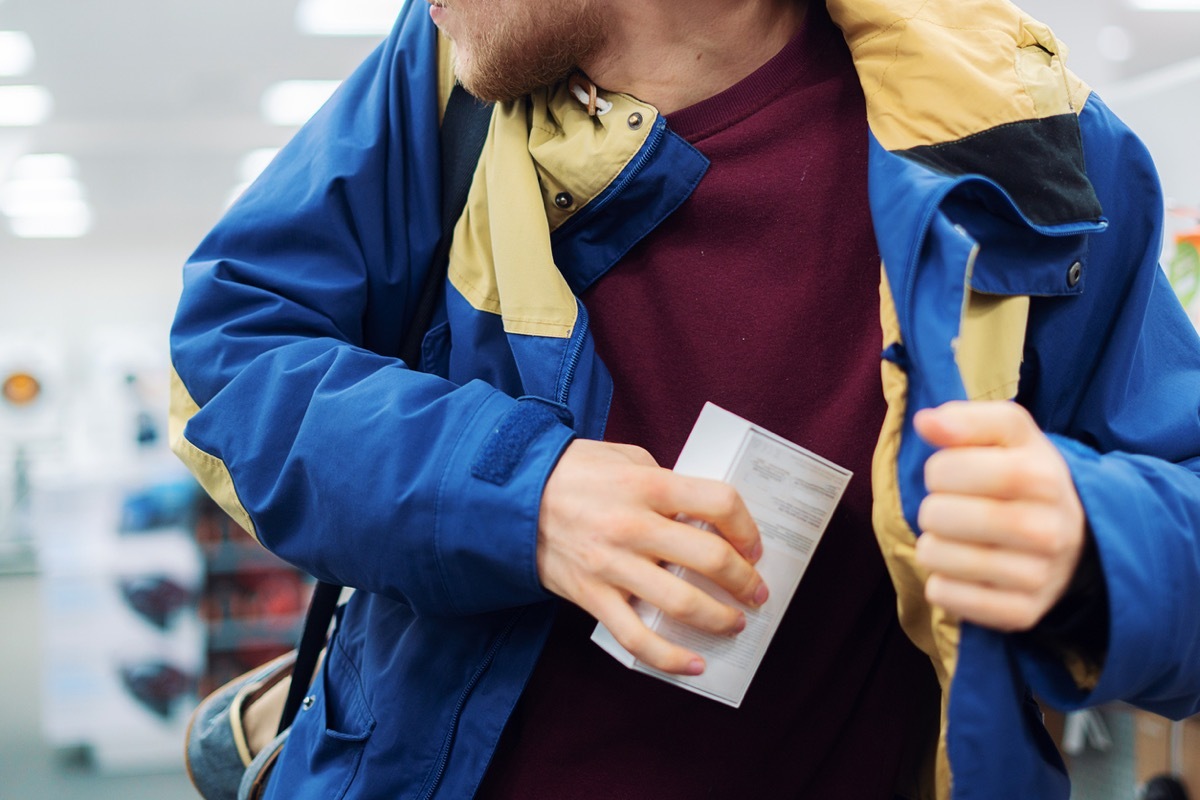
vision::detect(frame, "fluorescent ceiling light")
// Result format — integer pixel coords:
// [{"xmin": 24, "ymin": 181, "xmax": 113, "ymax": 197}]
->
[
  {"xmin": 9, "ymin": 208, "xmax": 92, "ymax": 239},
  {"xmin": 295, "ymin": 0, "xmax": 403, "ymax": 35},
  {"xmin": 1128, "ymin": 0, "xmax": 1200, "ymax": 9},
  {"xmin": 0, "ymin": 85, "xmax": 52, "ymax": 126},
  {"xmin": 10, "ymin": 153, "xmax": 77, "ymax": 181},
  {"xmin": 0, "ymin": 179, "xmax": 85, "ymax": 217},
  {"xmin": 261, "ymin": 80, "xmax": 340, "ymax": 126},
  {"xmin": 0, "ymin": 32, "xmax": 35, "ymax": 76},
  {"xmin": 1, "ymin": 153, "xmax": 91, "ymax": 238}
]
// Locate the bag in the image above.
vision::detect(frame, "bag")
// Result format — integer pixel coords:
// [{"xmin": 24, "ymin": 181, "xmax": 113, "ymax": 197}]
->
[
  {"xmin": 183, "ymin": 83, "xmax": 494, "ymax": 800},
  {"xmin": 185, "ymin": 650, "xmax": 307, "ymax": 800}
]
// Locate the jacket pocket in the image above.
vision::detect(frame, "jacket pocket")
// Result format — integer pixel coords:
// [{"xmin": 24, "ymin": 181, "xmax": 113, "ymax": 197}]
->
[{"xmin": 269, "ymin": 634, "xmax": 375, "ymax": 800}]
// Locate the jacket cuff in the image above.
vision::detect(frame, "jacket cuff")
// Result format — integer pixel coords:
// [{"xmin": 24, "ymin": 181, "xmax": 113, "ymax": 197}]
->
[
  {"xmin": 1018, "ymin": 521, "xmax": 1109, "ymax": 691},
  {"xmin": 1016, "ymin": 435, "xmax": 1155, "ymax": 707},
  {"xmin": 434, "ymin": 392, "xmax": 576, "ymax": 615}
]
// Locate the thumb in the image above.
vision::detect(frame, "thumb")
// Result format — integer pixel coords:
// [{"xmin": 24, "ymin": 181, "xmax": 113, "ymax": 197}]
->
[{"xmin": 914, "ymin": 401, "xmax": 1036, "ymax": 449}]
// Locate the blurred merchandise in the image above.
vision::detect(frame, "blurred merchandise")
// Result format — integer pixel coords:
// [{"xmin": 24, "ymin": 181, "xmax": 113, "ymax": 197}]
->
[
  {"xmin": 20, "ymin": 326, "xmax": 212, "ymax": 773},
  {"xmin": 1166, "ymin": 206, "xmax": 1200, "ymax": 327},
  {"xmin": 193, "ymin": 496, "xmax": 310, "ymax": 697},
  {"xmin": 0, "ymin": 334, "xmax": 66, "ymax": 573},
  {"xmin": 119, "ymin": 661, "xmax": 196, "ymax": 720},
  {"xmin": 1136, "ymin": 710, "xmax": 1199, "ymax": 799},
  {"xmin": 120, "ymin": 575, "xmax": 197, "ymax": 630}
]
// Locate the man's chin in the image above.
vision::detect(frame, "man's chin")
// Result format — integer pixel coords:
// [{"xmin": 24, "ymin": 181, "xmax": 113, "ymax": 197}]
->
[{"xmin": 453, "ymin": 58, "xmax": 574, "ymax": 105}]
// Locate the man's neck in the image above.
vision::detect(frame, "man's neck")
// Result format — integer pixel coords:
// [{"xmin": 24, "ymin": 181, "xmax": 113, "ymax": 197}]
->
[{"xmin": 581, "ymin": 0, "xmax": 808, "ymax": 114}]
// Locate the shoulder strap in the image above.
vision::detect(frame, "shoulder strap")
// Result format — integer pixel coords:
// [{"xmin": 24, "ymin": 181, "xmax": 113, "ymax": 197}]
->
[{"xmin": 278, "ymin": 84, "xmax": 494, "ymax": 736}]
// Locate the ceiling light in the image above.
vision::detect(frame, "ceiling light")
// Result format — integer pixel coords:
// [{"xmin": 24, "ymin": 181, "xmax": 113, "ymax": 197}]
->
[
  {"xmin": 10, "ymin": 153, "xmax": 77, "ymax": 181},
  {"xmin": 0, "ymin": 86, "xmax": 52, "ymax": 126},
  {"xmin": 0, "ymin": 32, "xmax": 35, "ymax": 76},
  {"xmin": 260, "ymin": 80, "xmax": 340, "ymax": 126},
  {"xmin": 295, "ymin": 0, "xmax": 403, "ymax": 35},
  {"xmin": 9, "ymin": 208, "xmax": 92, "ymax": 239},
  {"xmin": 0, "ymin": 179, "xmax": 85, "ymax": 217},
  {"xmin": 1, "ymin": 153, "xmax": 91, "ymax": 238}
]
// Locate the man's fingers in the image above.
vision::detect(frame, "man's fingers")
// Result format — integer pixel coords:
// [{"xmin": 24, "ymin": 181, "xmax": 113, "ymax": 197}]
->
[
  {"xmin": 646, "ymin": 473, "xmax": 762, "ymax": 562},
  {"xmin": 616, "ymin": 557, "xmax": 748, "ymax": 635},
  {"xmin": 924, "ymin": 446, "xmax": 1062, "ymax": 502},
  {"xmin": 915, "ymin": 532, "xmax": 1052, "ymax": 593},
  {"xmin": 914, "ymin": 400, "xmax": 1037, "ymax": 450},
  {"xmin": 588, "ymin": 588, "xmax": 706, "ymax": 675},
  {"xmin": 924, "ymin": 574, "xmax": 1044, "ymax": 632},
  {"xmin": 918, "ymin": 492, "xmax": 1068, "ymax": 552},
  {"xmin": 641, "ymin": 518, "xmax": 768, "ymax": 608}
]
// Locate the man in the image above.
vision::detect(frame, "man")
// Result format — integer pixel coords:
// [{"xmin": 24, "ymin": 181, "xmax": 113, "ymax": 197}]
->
[{"xmin": 169, "ymin": 0, "xmax": 1200, "ymax": 797}]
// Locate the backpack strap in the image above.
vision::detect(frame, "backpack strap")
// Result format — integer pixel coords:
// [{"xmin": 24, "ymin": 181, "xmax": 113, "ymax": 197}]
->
[{"xmin": 278, "ymin": 84, "xmax": 494, "ymax": 736}]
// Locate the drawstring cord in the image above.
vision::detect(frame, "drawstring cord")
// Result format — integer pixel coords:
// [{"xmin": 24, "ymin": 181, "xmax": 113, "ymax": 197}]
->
[{"xmin": 568, "ymin": 74, "xmax": 613, "ymax": 117}]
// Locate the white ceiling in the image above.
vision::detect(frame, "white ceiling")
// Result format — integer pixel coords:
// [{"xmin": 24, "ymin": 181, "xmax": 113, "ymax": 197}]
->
[
  {"xmin": 0, "ymin": 0, "xmax": 386, "ymax": 249},
  {"xmin": 0, "ymin": 0, "xmax": 1198, "ymax": 252}
]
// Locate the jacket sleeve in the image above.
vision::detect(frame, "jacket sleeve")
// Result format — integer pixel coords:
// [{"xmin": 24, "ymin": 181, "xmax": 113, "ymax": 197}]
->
[
  {"xmin": 168, "ymin": 2, "xmax": 571, "ymax": 617},
  {"xmin": 1015, "ymin": 94, "xmax": 1200, "ymax": 717}
]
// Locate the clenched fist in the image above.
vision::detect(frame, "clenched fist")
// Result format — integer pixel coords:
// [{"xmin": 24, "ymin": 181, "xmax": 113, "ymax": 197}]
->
[{"xmin": 914, "ymin": 401, "xmax": 1086, "ymax": 632}]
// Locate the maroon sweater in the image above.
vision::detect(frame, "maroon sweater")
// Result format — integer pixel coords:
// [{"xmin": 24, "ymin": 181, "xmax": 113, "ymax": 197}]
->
[{"xmin": 477, "ymin": 6, "xmax": 938, "ymax": 798}]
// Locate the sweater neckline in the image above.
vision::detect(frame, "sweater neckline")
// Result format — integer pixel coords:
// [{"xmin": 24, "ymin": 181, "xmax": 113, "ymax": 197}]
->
[{"xmin": 666, "ymin": 2, "xmax": 836, "ymax": 143}]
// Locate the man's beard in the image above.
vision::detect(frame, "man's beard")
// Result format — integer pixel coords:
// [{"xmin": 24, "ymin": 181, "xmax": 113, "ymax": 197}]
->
[{"xmin": 454, "ymin": 1, "xmax": 606, "ymax": 103}]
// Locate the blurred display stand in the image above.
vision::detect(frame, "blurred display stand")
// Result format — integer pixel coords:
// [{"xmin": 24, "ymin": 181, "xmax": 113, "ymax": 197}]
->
[
  {"xmin": 0, "ymin": 325, "xmax": 310, "ymax": 775},
  {"xmin": 0, "ymin": 334, "xmax": 67, "ymax": 575},
  {"xmin": 193, "ymin": 496, "xmax": 310, "ymax": 697},
  {"xmin": 15, "ymin": 327, "xmax": 206, "ymax": 773}
]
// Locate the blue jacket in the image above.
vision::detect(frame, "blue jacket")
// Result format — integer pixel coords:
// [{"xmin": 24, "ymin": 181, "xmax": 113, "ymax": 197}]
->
[{"xmin": 170, "ymin": 1, "xmax": 1200, "ymax": 797}]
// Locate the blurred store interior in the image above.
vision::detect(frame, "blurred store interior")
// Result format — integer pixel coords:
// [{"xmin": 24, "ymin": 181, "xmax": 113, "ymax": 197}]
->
[{"xmin": 0, "ymin": 1, "xmax": 1198, "ymax": 798}]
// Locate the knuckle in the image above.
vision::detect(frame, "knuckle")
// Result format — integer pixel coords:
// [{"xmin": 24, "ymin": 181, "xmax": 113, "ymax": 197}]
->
[
  {"xmin": 640, "ymin": 471, "xmax": 672, "ymax": 506},
  {"xmin": 604, "ymin": 514, "xmax": 641, "ymax": 547},
  {"xmin": 697, "ymin": 543, "xmax": 736, "ymax": 576},
  {"xmin": 714, "ymin": 484, "xmax": 741, "ymax": 516},
  {"xmin": 1005, "ymin": 401, "xmax": 1033, "ymax": 424},
  {"xmin": 923, "ymin": 453, "xmax": 945, "ymax": 490},
  {"xmin": 1011, "ymin": 600, "xmax": 1041, "ymax": 631},
  {"xmin": 661, "ymin": 583, "xmax": 700, "ymax": 618},
  {"xmin": 924, "ymin": 574, "xmax": 944, "ymax": 604},
  {"xmin": 627, "ymin": 445, "xmax": 656, "ymax": 466},
  {"xmin": 997, "ymin": 463, "xmax": 1030, "ymax": 498},
  {"xmin": 917, "ymin": 495, "xmax": 945, "ymax": 533},
  {"xmin": 580, "ymin": 544, "xmax": 616, "ymax": 577},
  {"xmin": 616, "ymin": 626, "xmax": 649, "ymax": 655}
]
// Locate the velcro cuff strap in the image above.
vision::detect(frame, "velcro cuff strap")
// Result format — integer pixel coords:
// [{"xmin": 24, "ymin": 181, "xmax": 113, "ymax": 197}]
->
[{"xmin": 471, "ymin": 397, "xmax": 574, "ymax": 486}]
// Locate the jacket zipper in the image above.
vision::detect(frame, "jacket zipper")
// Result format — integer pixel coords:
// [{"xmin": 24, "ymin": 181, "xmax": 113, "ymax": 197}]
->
[
  {"xmin": 552, "ymin": 118, "xmax": 667, "ymax": 241},
  {"xmin": 556, "ymin": 301, "xmax": 589, "ymax": 405},
  {"xmin": 551, "ymin": 119, "xmax": 667, "ymax": 408},
  {"xmin": 418, "ymin": 613, "xmax": 521, "ymax": 800}
]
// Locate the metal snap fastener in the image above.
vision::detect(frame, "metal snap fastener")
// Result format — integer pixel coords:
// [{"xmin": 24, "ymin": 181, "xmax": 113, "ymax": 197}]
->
[
  {"xmin": 627, "ymin": 112, "xmax": 643, "ymax": 130},
  {"xmin": 1066, "ymin": 261, "xmax": 1083, "ymax": 288},
  {"xmin": 554, "ymin": 191, "xmax": 573, "ymax": 209},
  {"xmin": 302, "ymin": 695, "xmax": 316, "ymax": 711}
]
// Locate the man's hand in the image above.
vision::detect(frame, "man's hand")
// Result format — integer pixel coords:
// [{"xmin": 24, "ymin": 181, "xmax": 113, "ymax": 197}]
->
[
  {"xmin": 913, "ymin": 401, "xmax": 1086, "ymax": 632},
  {"xmin": 537, "ymin": 439, "xmax": 769, "ymax": 676}
]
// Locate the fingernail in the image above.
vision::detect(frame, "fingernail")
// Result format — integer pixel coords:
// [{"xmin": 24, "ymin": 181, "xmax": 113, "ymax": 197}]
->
[
  {"xmin": 749, "ymin": 542, "xmax": 764, "ymax": 563},
  {"xmin": 753, "ymin": 582, "xmax": 769, "ymax": 606},
  {"xmin": 733, "ymin": 613, "xmax": 747, "ymax": 633},
  {"xmin": 686, "ymin": 658, "xmax": 705, "ymax": 675}
]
